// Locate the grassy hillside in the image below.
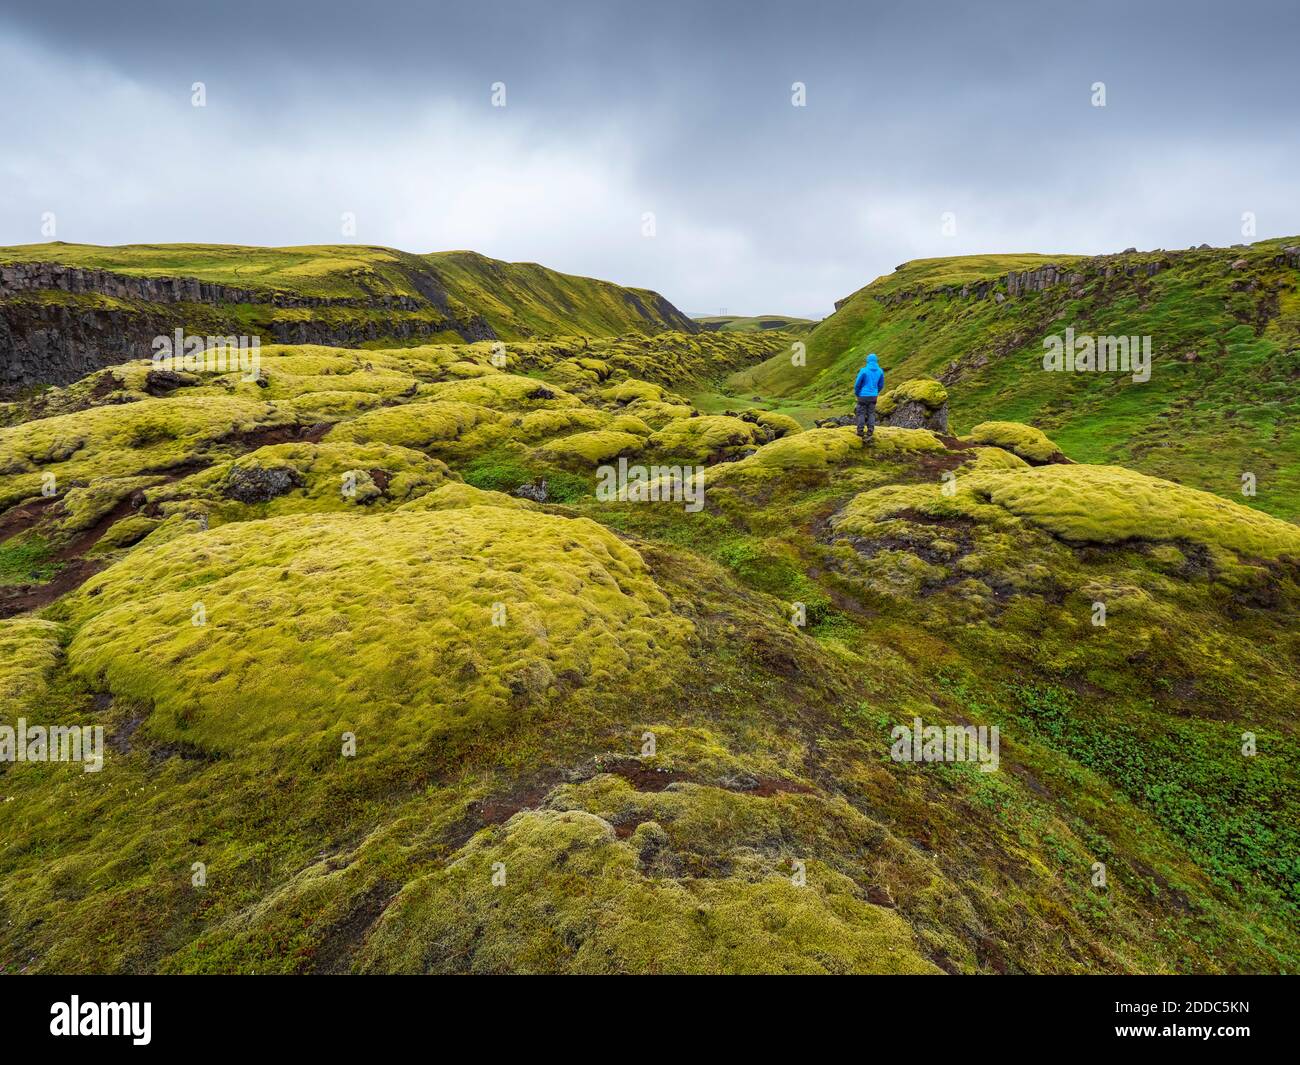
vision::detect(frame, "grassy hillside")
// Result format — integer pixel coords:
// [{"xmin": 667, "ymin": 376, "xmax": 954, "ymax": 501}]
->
[
  {"xmin": 0, "ymin": 242, "xmax": 697, "ymax": 341},
  {"xmin": 1, "ymin": 321, "xmax": 1297, "ymax": 973},
  {"xmin": 695, "ymin": 314, "xmax": 817, "ymax": 334},
  {"xmin": 729, "ymin": 238, "xmax": 1300, "ymax": 521},
  {"xmin": 428, "ymin": 250, "xmax": 696, "ymax": 337}
]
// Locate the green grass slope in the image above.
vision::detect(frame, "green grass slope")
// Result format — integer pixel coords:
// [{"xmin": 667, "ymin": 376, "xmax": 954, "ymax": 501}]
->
[
  {"xmin": 729, "ymin": 238, "xmax": 1300, "ymax": 521},
  {"xmin": 428, "ymin": 250, "xmax": 696, "ymax": 337},
  {"xmin": 0, "ymin": 242, "xmax": 697, "ymax": 341},
  {"xmin": 695, "ymin": 314, "xmax": 817, "ymax": 334}
]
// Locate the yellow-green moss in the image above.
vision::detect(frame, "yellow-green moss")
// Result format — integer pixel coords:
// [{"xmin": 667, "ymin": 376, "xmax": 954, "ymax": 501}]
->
[
  {"xmin": 91, "ymin": 514, "xmax": 162, "ymax": 553},
  {"xmin": 202, "ymin": 441, "xmax": 453, "ymax": 517},
  {"xmin": 397, "ymin": 482, "xmax": 539, "ymax": 512},
  {"xmin": 751, "ymin": 410, "xmax": 803, "ymax": 437},
  {"xmin": 358, "ymin": 807, "xmax": 939, "ymax": 974},
  {"xmin": 283, "ymin": 390, "xmax": 388, "ymax": 421},
  {"xmin": 618, "ymin": 399, "xmax": 697, "ymax": 429},
  {"xmin": 837, "ymin": 461, "xmax": 1300, "ymax": 559},
  {"xmin": 965, "ymin": 446, "xmax": 1030, "ymax": 471},
  {"xmin": 538, "ymin": 430, "xmax": 645, "ymax": 464},
  {"xmin": 64, "ymin": 507, "xmax": 693, "ymax": 752},
  {"xmin": 56, "ymin": 476, "xmax": 168, "ymax": 537},
  {"xmin": 0, "ymin": 618, "xmax": 62, "ymax": 714},
  {"xmin": 877, "ymin": 378, "xmax": 948, "ymax": 416},
  {"xmin": 647, "ymin": 416, "xmax": 765, "ymax": 461},
  {"xmin": 327, "ymin": 401, "xmax": 501, "ymax": 450},
  {"xmin": 715, "ymin": 426, "xmax": 945, "ymax": 476},
  {"xmin": 0, "ymin": 397, "xmax": 301, "ymax": 509},
  {"xmin": 600, "ymin": 379, "xmax": 675, "ymax": 406},
  {"xmin": 606, "ymin": 413, "xmax": 653, "ymax": 437},
  {"xmin": 981, "ymin": 464, "xmax": 1300, "ymax": 558},
  {"xmin": 425, "ymin": 374, "xmax": 580, "ymax": 411},
  {"xmin": 965, "ymin": 421, "xmax": 1062, "ymax": 463},
  {"xmin": 512, "ymin": 408, "xmax": 609, "ymax": 442}
]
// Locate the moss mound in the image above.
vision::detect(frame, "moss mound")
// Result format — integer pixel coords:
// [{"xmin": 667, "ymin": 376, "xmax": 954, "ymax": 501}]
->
[
  {"xmin": 647, "ymin": 416, "xmax": 765, "ymax": 461},
  {"xmin": 359, "ymin": 807, "xmax": 939, "ymax": 975},
  {"xmin": 750, "ymin": 410, "xmax": 803, "ymax": 437},
  {"xmin": 425, "ymin": 374, "xmax": 580, "ymax": 411},
  {"xmin": 537, "ymin": 430, "xmax": 645, "ymax": 464},
  {"xmin": 0, "ymin": 397, "xmax": 301, "ymax": 509},
  {"xmin": 199, "ymin": 441, "xmax": 453, "ymax": 516},
  {"xmin": 64, "ymin": 507, "xmax": 693, "ymax": 752},
  {"xmin": 327, "ymin": 401, "xmax": 500, "ymax": 450},
  {"xmin": 837, "ymin": 460, "xmax": 1300, "ymax": 559},
  {"xmin": 981, "ymin": 464, "xmax": 1300, "ymax": 558},
  {"xmin": 965, "ymin": 421, "xmax": 1063, "ymax": 463},
  {"xmin": 720, "ymin": 426, "xmax": 944, "ymax": 474},
  {"xmin": 877, "ymin": 377, "xmax": 948, "ymax": 416},
  {"xmin": 396, "ymin": 482, "xmax": 539, "ymax": 512}
]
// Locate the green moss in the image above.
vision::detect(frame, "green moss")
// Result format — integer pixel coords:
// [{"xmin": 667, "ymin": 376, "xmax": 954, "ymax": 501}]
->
[
  {"xmin": 3, "ymin": 259, "xmax": 1299, "ymax": 975},
  {"xmin": 358, "ymin": 807, "xmax": 939, "ymax": 974},
  {"xmin": 836, "ymin": 459, "xmax": 1300, "ymax": 559},
  {"xmin": 877, "ymin": 377, "xmax": 949, "ymax": 416},
  {"xmin": 600, "ymin": 379, "xmax": 676, "ymax": 405},
  {"xmin": 618, "ymin": 399, "xmax": 697, "ymax": 429},
  {"xmin": 91, "ymin": 514, "xmax": 161, "ymax": 552},
  {"xmin": 0, "ymin": 618, "xmax": 62, "ymax": 712},
  {"xmin": 966, "ymin": 446, "xmax": 1029, "ymax": 471},
  {"xmin": 424, "ymin": 374, "xmax": 580, "ymax": 411},
  {"xmin": 64, "ymin": 507, "xmax": 692, "ymax": 753},
  {"xmin": 537, "ymin": 430, "xmax": 645, "ymax": 464},
  {"xmin": 0, "ymin": 396, "xmax": 303, "ymax": 509},
  {"xmin": 966, "ymin": 421, "xmax": 1063, "ymax": 463},
  {"xmin": 751, "ymin": 410, "xmax": 803, "ymax": 437},
  {"xmin": 397, "ymin": 482, "xmax": 539, "ymax": 513},
  {"xmin": 979, "ymin": 464, "xmax": 1300, "ymax": 558},
  {"xmin": 646, "ymin": 416, "xmax": 765, "ymax": 461},
  {"xmin": 714, "ymin": 426, "xmax": 943, "ymax": 478},
  {"xmin": 513, "ymin": 408, "xmax": 610, "ymax": 441},
  {"xmin": 459, "ymin": 452, "xmax": 589, "ymax": 503},
  {"xmin": 0, "ymin": 535, "xmax": 59, "ymax": 585},
  {"xmin": 327, "ymin": 401, "xmax": 501, "ymax": 450}
]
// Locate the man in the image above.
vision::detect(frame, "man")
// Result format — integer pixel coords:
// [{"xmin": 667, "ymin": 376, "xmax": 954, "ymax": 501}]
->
[{"xmin": 853, "ymin": 352, "xmax": 885, "ymax": 439}]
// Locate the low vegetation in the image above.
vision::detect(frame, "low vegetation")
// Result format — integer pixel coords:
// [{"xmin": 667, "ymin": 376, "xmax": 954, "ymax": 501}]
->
[{"xmin": 1, "ymin": 242, "xmax": 1296, "ymax": 975}]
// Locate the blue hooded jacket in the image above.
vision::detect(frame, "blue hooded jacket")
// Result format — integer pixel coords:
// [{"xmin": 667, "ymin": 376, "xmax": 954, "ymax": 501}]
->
[{"xmin": 854, "ymin": 354, "xmax": 884, "ymax": 398}]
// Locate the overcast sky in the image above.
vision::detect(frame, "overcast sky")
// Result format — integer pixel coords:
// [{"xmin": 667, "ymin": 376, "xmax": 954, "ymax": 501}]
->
[{"xmin": 1, "ymin": 0, "xmax": 1297, "ymax": 317}]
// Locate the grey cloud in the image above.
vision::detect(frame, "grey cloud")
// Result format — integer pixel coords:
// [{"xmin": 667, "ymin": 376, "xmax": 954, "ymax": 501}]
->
[{"xmin": 1, "ymin": 0, "xmax": 1297, "ymax": 317}]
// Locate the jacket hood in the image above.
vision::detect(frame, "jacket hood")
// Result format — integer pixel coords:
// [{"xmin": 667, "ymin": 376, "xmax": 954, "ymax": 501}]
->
[{"xmin": 865, "ymin": 353, "xmax": 880, "ymax": 368}]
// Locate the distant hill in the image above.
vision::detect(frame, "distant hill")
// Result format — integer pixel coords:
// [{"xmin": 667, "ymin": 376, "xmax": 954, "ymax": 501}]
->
[
  {"xmin": 0, "ymin": 243, "xmax": 697, "ymax": 389},
  {"xmin": 694, "ymin": 314, "xmax": 817, "ymax": 335},
  {"xmin": 730, "ymin": 238, "xmax": 1300, "ymax": 521}
]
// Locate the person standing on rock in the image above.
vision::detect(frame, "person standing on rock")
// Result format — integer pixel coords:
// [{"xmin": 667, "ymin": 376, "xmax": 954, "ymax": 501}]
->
[{"xmin": 853, "ymin": 353, "xmax": 885, "ymax": 440}]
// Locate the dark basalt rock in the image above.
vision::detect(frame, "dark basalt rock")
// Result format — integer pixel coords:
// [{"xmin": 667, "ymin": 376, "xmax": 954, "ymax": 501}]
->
[
  {"xmin": 514, "ymin": 480, "xmax": 548, "ymax": 503},
  {"xmin": 223, "ymin": 465, "xmax": 303, "ymax": 504},
  {"xmin": 815, "ymin": 401, "xmax": 948, "ymax": 433},
  {"xmin": 0, "ymin": 261, "xmax": 499, "ymax": 394}
]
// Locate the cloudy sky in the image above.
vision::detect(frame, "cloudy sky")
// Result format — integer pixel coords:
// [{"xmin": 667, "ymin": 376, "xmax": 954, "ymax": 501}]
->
[{"xmin": 1, "ymin": 0, "xmax": 1296, "ymax": 317}]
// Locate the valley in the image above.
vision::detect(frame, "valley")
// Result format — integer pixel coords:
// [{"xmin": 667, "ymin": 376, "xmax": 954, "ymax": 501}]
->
[{"xmin": 0, "ymin": 239, "xmax": 1297, "ymax": 975}]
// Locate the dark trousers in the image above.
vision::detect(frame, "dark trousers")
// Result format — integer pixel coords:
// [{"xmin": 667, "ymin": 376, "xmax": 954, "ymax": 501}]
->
[{"xmin": 855, "ymin": 396, "xmax": 877, "ymax": 436}]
